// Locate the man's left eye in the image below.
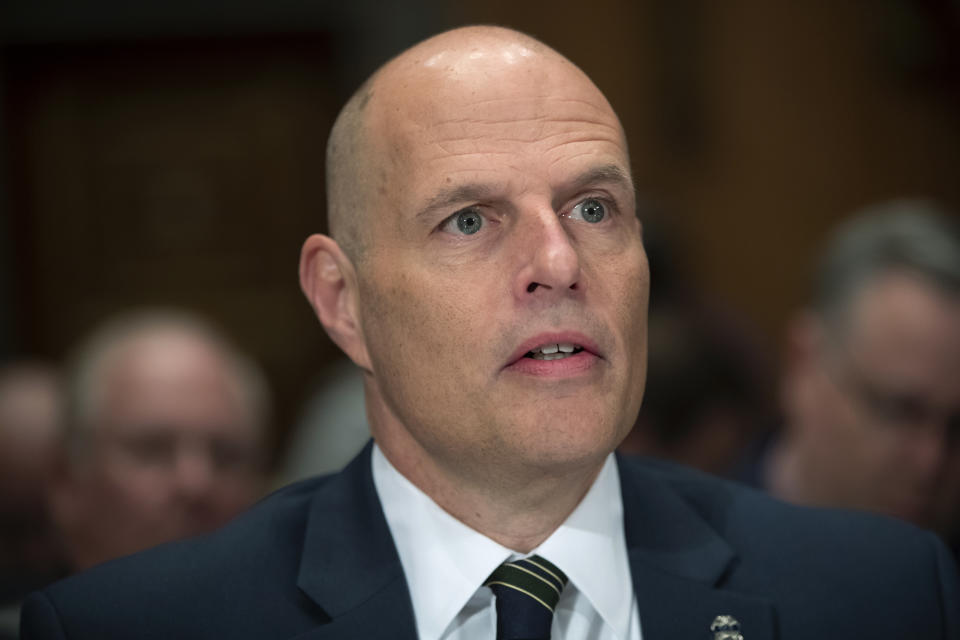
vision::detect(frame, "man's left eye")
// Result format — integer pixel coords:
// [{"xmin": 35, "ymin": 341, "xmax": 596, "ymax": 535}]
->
[{"xmin": 568, "ymin": 198, "xmax": 606, "ymax": 223}]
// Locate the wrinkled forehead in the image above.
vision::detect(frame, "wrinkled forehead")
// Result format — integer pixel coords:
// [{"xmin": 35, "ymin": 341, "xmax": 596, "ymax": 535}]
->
[{"xmin": 358, "ymin": 47, "xmax": 629, "ymax": 221}]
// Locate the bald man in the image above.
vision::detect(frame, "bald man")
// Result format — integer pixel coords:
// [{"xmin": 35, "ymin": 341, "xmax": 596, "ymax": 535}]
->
[
  {"xmin": 48, "ymin": 310, "xmax": 270, "ymax": 573},
  {"xmin": 20, "ymin": 26, "xmax": 959, "ymax": 640}
]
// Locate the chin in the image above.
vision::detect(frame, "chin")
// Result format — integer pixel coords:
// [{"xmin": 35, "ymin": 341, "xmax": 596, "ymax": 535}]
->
[{"xmin": 511, "ymin": 421, "xmax": 622, "ymax": 469}]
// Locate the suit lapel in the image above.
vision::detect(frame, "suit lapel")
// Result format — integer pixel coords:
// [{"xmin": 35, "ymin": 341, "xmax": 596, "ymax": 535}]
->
[
  {"xmin": 618, "ymin": 456, "xmax": 777, "ymax": 640},
  {"xmin": 289, "ymin": 447, "xmax": 778, "ymax": 639},
  {"xmin": 293, "ymin": 443, "xmax": 418, "ymax": 640}
]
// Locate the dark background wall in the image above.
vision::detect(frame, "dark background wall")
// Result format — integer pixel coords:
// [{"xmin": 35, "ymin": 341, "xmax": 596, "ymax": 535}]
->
[{"xmin": 2, "ymin": 0, "xmax": 958, "ymax": 461}]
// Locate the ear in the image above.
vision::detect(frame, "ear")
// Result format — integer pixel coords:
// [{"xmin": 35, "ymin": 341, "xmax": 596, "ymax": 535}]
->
[
  {"xmin": 47, "ymin": 449, "xmax": 81, "ymax": 541},
  {"xmin": 780, "ymin": 310, "xmax": 826, "ymax": 420},
  {"xmin": 784, "ymin": 310, "xmax": 824, "ymax": 371},
  {"xmin": 299, "ymin": 234, "xmax": 372, "ymax": 371}
]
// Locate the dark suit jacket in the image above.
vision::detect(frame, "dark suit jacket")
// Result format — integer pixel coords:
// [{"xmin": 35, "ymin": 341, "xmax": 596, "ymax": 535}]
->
[{"xmin": 20, "ymin": 444, "xmax": 960, "ymax": 639}]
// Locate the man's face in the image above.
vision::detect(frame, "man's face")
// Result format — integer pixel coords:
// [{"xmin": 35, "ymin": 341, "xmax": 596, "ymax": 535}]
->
[
  {"xmin": 59, "ymin": 334, "xmax": 263, "ymax": 570},
  {"xmin": 352, "ymin": 44, "xmax": 649, "ymax": 481},
  {"xmin": 802, "ymin": 271, "xmax": 960, "ymax": 530}
]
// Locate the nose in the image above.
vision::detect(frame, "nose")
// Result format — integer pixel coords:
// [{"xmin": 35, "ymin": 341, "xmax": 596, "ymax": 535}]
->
[
  {"xmin": 173, "ymin": 444, "xmax": 216, "ymax": 501},
  {"xmin": 514, "ymin": 206, "xmax": 581, "ymax": 299},
  {"xmin": 905, "ymin": 422, "xmax": 950, "ymax": 483}
]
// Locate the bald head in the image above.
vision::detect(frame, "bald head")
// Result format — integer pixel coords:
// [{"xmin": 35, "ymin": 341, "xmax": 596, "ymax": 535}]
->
[{"xmin": 325, "ymin": 26, "xmax": 622, "ymax": 263}]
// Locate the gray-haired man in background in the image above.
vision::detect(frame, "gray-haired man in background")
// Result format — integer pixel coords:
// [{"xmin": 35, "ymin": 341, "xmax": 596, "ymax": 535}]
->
[
  {"xmin": 49, "ymin": 309, "xmax": 269, "ymax": 572},
  {"xmin": 752, "ymin": 201, "xmax": 960, "ymax": 554}
]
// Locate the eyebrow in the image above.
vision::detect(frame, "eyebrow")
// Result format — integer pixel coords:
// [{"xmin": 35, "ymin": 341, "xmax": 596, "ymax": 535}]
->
[
  {"xmin": 417, "ymin": 183, "xmax": 503, "ymax": 220},
  {"xmin": 416, "ymin": 163, "xmax": 633, "ymax": 220},
  {"xmin": 562, "ymin": 164, "xmax": 634, "ymax": 198}
]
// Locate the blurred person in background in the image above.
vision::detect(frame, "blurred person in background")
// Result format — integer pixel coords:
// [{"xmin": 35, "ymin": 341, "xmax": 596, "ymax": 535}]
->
[
  {"xmin": 278, "ymin": 357, "xmax": 369, "ymax": 486},
  {"xmin": 0, "ymin": 362, "xmax": 64, "ymax": 639},
  {"xmin": 744, "ymin": 200, "xmax": 960, "ymax": 554},
  {"xmin": 619, "ymin": 305, "xmax": 771, "ymax": 476},
  {"xmin": 49, "ymin": 309, "xmax": 270, "ymax": 572},
  {"xmin": 619, "ymin": 224, "xmax": 774, "ymax": 476}
]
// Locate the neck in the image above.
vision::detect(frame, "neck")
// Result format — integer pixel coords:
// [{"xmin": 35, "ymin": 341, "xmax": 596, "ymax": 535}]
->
[
  {"xmin": 384, "ymin": 439, "xmax": 603, "ymax": 553},
  {"xmin": 767, "ymin": 429, "xmax": 829, "ymax": 507},
  {"xmin": 368, "ymin": 397, "xmax": 605, "ymax": 553}
]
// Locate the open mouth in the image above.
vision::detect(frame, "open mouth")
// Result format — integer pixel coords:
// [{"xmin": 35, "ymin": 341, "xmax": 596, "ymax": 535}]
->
[{"xmin": 525, "ymin": 343, "xmax": 584, "ymax": 361}]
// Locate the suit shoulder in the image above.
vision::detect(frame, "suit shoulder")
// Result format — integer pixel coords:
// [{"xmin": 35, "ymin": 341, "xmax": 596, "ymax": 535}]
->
[
  {"xmin": 618, "ymin": 454, "xmax": 959, "ymax": 636},
  {"xmin": 24, "ymin": 475, "xmax": 335, "ymax": 639},
  {"xmin": 620, "ymin": 453, "xmax": 931, "ymax": 548},
  {"xmin": 619, "ymin": 454, "xmax": 957, "ymax": 595}
]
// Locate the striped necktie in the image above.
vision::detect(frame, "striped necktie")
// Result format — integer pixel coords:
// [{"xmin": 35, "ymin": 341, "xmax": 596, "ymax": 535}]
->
[{"xmin": 483, "ymin": 555, "xmax": 569, "ymax": 640}]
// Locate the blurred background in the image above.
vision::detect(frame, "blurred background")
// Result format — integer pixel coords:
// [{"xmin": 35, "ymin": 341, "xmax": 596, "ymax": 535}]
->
[{"xmin": 1, "ymin": 0, "xmax": 958, "ymax": 466}]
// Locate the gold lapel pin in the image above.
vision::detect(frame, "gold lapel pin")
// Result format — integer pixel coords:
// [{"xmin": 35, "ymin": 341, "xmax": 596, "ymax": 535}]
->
[{"xmin": 710, "ymin": 615, "xmax": 743, "ymax": 640}]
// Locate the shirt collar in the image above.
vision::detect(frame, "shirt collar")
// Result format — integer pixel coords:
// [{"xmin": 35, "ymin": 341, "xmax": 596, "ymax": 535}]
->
[
  {"xmin": 372, "ymin": 445, "xmax": 512, "ymax": 640},
  {"xmin": 372, "ymin": 444, "xmax": 632, "ymax": 640},
  {"xmin": 536, "ymin": 453, "xmax": 633, "ymax": 639}
]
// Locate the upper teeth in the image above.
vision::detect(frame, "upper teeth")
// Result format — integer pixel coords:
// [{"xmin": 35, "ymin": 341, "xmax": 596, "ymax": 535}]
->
[{"xmin": 528, "ymin": 343, "xmax": 580, "ymax": 359}]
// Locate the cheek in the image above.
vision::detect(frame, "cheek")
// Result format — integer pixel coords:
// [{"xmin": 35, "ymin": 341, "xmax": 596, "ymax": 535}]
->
[
  {"xmin": 98, "ymin": 460, "xmax": 169, "ymax": 509},
  {"xmin": 608, "ymin": 248, "xmax": 649, "ymax": 367},
  {"xmin": 360, "ymin": 268, "xmax": 489, "ymax": 410},
  {"xmin": 365, "ymin": 250, "xmax": 504, "ymax": 351},
  {"xmin": 805, "ymin": 376, "xmax": 852, "ymax": 431},
  {"xmin": 213, "ymin": 471, "xmax": 258, "ymax": 499},
  {"xmin": 216, "ymin": 484, "xmax": 253, "ymax": 512},
  {"xmin": 623, "ymin": 274, "xmax": 650, "ymax": 418}
]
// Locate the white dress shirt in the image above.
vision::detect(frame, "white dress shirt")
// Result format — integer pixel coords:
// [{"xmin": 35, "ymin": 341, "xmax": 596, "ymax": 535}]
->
[{"xmin": 372, "ymin": 444, "xmax": 643, "ymax": 639}]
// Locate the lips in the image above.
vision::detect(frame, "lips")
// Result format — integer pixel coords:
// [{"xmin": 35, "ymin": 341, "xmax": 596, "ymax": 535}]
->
[{"xmin": 505, "ymin": 332, "xmax": 602, "ymax": 368}]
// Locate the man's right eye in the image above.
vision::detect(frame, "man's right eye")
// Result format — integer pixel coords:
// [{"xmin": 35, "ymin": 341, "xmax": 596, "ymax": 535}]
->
[{"xmin": 441, "ymin": 207, "xmax": 484, "ymax": 235}]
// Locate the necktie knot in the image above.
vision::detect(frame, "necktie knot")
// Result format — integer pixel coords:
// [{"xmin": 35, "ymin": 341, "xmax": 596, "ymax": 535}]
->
[{"xmin": 484, "ymin": 555, "xmax": 568, "ymax": 640}]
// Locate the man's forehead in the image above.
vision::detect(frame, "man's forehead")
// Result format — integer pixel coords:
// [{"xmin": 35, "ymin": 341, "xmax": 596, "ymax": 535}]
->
[
  {"xmin": 365, "ymin": 44, "xmax": 623, "ymax": 169},
  {"xmin": 332, "ymin": 26, "xmax": 630, "ymax": 246},
  {"xmin": 382, "ymin": 26, "xmax": 550, "ymax": 77},
  {"xmin": 367, "ymin": 28, "xmax": 601, "ymax": 127},
  {"xmin": 417, "ymin": 39, "xmax": 539, "ymax": 72}
]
